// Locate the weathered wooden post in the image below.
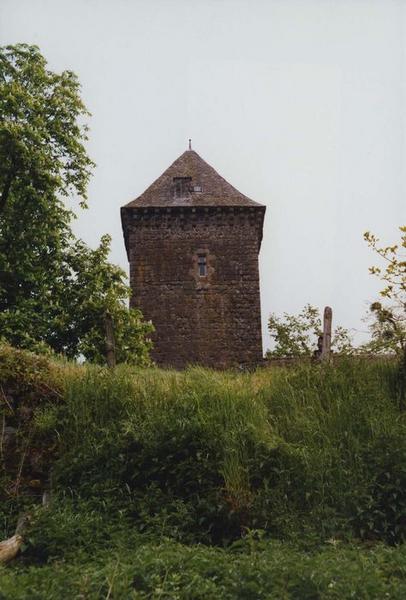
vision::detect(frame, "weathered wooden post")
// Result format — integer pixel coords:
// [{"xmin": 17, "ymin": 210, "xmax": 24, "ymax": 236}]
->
[
  {"xmin": 321, "ymin": 306, "xmax": 332, "ymax": 362},
  {"xmin": 104, "ymin": 311, "xmax": 116, "ymax": 368}
]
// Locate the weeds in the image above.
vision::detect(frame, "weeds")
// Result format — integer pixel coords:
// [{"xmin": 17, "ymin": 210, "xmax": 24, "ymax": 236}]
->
[{"xmin": 1, "ymin": 346, "xmax": 405, "ymax": 596}]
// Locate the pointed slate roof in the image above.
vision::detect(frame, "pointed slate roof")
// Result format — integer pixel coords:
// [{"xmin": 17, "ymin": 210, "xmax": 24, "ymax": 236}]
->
[{"xmin": 123, "ymin": 149, "xmax": 264, "ymax": 209}]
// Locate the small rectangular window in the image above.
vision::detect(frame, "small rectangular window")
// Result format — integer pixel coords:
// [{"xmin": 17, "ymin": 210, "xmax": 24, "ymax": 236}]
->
[{"xmin": 198, "ymin": 254, "xmax": 207, "ymax": 277}]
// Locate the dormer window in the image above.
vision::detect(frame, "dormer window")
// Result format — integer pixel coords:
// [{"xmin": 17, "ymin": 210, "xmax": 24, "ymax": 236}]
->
[
  {"xmin": 173, "ymin": 177, "xmax": 191, "ymax": 198},
  {"xmin": 197, "ymin": 254, "xmax": 207, "ymax": 277}
]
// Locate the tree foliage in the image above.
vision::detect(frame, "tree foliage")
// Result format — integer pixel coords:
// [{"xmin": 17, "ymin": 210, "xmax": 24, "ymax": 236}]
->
[
  {"xmin": 58, "ymin": 235, "xmax": 153, "ymax": 365},
  {"xmin": 363, "ymin": 227, "xmax": 406, "ymax": 359},
  {"xmin": 267, "ymin": 304, "xmax": 353, "ymax": 358},
  {"xmin": 0, "ymin": 44, "xmax": 93, "ymax": 214},
  {"xmin": 0, "ymin": 44, "xmax": 153, "ymax": 365}
]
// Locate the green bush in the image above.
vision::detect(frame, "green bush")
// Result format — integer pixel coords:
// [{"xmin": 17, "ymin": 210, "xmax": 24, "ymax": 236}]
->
[
  {"xmin": 0, "ymin": 344, "xmax": 67, "ymax": 526},
  {"xmin": 2, "ymin": 537, "xmax": 406, "ymax": 599}
]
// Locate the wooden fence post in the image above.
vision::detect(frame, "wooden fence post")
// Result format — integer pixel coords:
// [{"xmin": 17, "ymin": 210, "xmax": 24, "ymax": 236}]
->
[
  {"xmin": 321, "ymin": 306, "xmax": 332, "ymax": 362},
  {"xmin": 104, "ymin": 311, "xmax": 116, "ymax": 368}
]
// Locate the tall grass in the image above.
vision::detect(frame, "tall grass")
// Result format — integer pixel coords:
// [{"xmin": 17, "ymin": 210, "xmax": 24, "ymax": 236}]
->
[
  {"xmin": 3, "ymin": 346, "xmax": 406, "ymax": 596},
  {"xmin": 1, "ymin": 343, "xmax": 404, "ymax": 545},
  {"xmin": 39, "ymin": 357, "xmax": 404, "ymax": 544}
]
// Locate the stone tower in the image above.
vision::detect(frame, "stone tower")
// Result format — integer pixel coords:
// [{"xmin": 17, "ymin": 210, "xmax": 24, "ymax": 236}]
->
[{"xmin": 121, "ymin": 146, "xmax": 265, "ymax": 369}]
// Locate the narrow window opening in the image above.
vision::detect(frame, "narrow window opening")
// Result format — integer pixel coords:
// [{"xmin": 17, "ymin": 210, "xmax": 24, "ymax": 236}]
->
[{"xmin": 198, "ymin": 254, "xmax": 207, "ymax": 277}]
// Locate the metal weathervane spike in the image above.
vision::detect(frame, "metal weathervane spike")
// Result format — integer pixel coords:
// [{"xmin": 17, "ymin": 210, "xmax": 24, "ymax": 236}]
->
[{"xmin": 188, "ymin": 138, "xmax": 192, "ymax": 150}]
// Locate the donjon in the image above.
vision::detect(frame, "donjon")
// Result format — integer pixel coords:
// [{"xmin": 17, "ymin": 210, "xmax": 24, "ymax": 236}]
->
[{"xmin": 121, "ymin": 145, "xmax": 265, "ymax": 369}]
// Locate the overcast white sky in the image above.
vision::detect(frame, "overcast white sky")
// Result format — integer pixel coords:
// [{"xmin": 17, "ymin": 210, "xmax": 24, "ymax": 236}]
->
[{"xmin": 2, "ymin": 0, "xmax": 406, "ymax": 350}]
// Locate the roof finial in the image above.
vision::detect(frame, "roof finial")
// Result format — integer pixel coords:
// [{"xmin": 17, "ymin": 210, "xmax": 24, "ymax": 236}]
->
[{"xmin": 188, "ymin": 138, "xmax": 192, "ymax": 150}]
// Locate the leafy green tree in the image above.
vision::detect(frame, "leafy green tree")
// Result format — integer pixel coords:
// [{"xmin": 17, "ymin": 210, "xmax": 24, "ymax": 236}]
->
[
  {"xmin": 363, "ymin": 227, "xmax": 406, "ymax": 409},
  {"xmin": 56, "ymin": 235, "xmax": 153, "ymax": 365},
  {"xmin": 363, "ymin": 227, "xmax": 406, "ymax": 359},
  {"xmin": 0, "ymin": 44, "xmax": 92, "ymax": 214},
  {"xmin": 0, "ymin": 44, "xmax": 153, "ymax": 365},
  {"xmin": 267, "ymin": 304, "xmax": 353, "ymax": 358}
]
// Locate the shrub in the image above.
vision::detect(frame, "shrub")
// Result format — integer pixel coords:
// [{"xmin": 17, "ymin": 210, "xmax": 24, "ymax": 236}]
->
[{"xmin": 2, "ymin": 346, "xmax": 405, "ymax": 548}]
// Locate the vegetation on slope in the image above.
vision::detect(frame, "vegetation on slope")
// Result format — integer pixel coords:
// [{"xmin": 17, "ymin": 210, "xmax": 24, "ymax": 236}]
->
[
  {"xmin": 1, "ymin": 345, "xmax": 406, "ymax": 596},
  {"xmin": 2, "ymin": 538, "xmax": 406, "ymax": 599}
]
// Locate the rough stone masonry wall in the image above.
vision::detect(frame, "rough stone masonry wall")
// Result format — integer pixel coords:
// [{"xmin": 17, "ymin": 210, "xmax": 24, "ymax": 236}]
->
[{"xmin": 127, "ymin": 207, "xmax": 264, "ymax": 369}]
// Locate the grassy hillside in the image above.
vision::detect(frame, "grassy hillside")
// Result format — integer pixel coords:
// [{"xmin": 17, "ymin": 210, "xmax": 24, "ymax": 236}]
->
[{"xmin": 1, "ymin": 345, "xmax": 406, "ymax": 598}]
